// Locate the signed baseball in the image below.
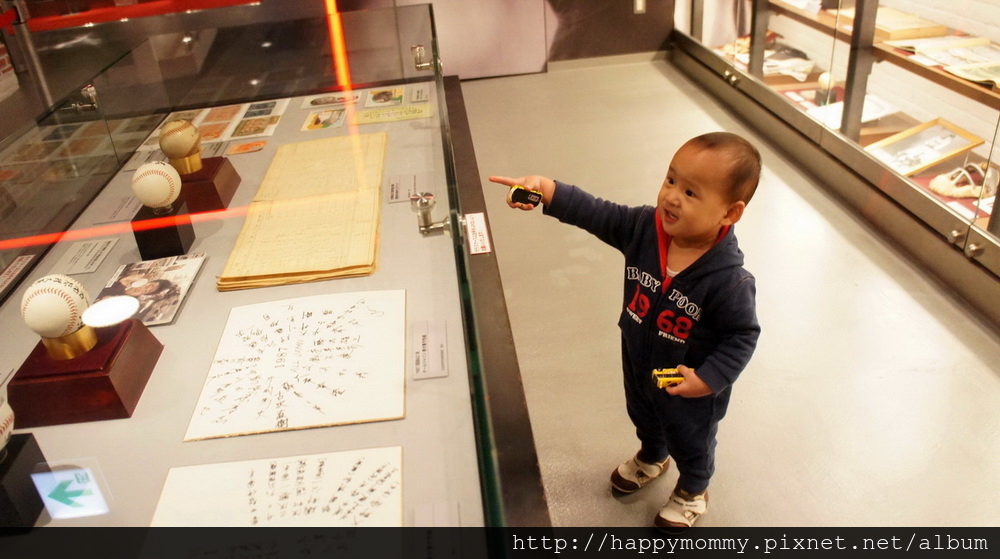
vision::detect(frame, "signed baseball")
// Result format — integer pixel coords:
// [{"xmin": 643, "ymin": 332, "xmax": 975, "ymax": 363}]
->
[
  {"xmin": 1, "ymin": 386, "xmax": 13, "ymax": 452},
  {"xmin": 21, "ymin": 274, "xmax": 92, "ymax": 339},
  {"xmin": 132, "ymin": 161, "xmax": 182, "ymax": 208},
  {"xmin": 159, "ymin": 119, "xmax": 201, "ymax": 159}
]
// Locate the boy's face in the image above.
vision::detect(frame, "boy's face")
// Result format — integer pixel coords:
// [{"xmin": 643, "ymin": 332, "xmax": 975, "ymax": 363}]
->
[{"xmin": 657, "ymin": 142, "xmax": 745, "ymax": 247}]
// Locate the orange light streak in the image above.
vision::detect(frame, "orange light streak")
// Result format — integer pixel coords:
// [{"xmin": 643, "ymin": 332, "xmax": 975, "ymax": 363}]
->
[
  {"xmin": 2, "ymin": 3, "xmax": 373, "ymax": 254},
  {"xmin": 323, "ymin": 0, "xmax": 376, "ymax": 192},
  {"xmin": 324, "ymin": 0, "xmax": 353, "ymax": 92},
  {"xmin": 0, "ymin": 206, "xmax": 248, "ymax": 251}
]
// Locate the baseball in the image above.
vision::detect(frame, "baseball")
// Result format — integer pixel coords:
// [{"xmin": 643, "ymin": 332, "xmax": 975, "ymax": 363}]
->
[
  {"xmin": 159, "ymin": 119, "xmax": 201, "ymax": 159},
  {"xmin": 132, "ymin": 161, "xmax": 182, "ymax": 208},
  {"xmin": 21, "ymin": 274, "xmax": 92, "ymax": 339},
  {"xmin": 1, "ymin": 386, "xmax": 13, "ymax": 452}
]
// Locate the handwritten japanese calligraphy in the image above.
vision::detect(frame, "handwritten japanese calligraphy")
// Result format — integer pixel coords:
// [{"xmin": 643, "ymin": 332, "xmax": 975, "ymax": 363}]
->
[
  {"xmin": 184, "ymin": 291, "xmax": 405, "ymax": 441},
  {"xmin": 152, "ymin": 446, "xmax": 402, "ymax": 527}
]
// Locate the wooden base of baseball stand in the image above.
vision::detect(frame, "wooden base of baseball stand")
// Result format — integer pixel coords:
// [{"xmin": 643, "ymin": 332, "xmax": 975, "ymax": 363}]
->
[
  {"xmin": 178, "ymin": 156, "xmax": 240, "ymax": 213},
  {"xmin": 132, "ymin": 201, "xmax": 195, "ymax": 261},
  {"xmin": 0, "ymin": 434, "xmax": 48, "ymax": 528},
  {"xmin": 7, "ymin": 320, "xmax": 163, "ymax": 428}
]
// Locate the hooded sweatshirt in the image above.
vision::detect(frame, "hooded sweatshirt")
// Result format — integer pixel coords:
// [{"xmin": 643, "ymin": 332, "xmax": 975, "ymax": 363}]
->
[{"xmin": 544, "ymin": 181, "xmax": 759, "ymax": 412}]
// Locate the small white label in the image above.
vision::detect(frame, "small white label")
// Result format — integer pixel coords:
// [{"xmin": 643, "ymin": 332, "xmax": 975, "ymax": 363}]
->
[
  {"xmin": 413, "ymin": 320, "xmax": 448, "ymax": 380},
  {"xmin": 95, "ymin": 195, "xmax": 144, "ymax": 224},
  {"xmin": 410, "ymin": 84, "xmax": 430, "ymax": 103},
  {"xmin": 53, "ymin": 238, "xmax": 119, "ymax": 275},
  {"xmin": 0, "ymin": 255, "xmax": 33, "ymax": 293},
  {"xmin": 388, "ymin": 174, "xmax": 420, "ymax": 203},
  {"xmin": 464, "ymin": 212, "xmax": 492, "ymax": 255}
]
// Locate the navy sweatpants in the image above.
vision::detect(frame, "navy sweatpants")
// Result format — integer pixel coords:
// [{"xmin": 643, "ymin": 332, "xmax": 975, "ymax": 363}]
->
[{"xmin": 621, "ymin": 336, "xmax": 721, "ymax": 494}]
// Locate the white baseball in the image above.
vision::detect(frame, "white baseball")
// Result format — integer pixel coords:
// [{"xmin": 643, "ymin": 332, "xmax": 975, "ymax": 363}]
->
[
  {"xmin": 159, "ymin": 119, "xmax": 201, "ymax": 159},
  {"xmin": 132, "ymin": 160, "xmax": 182, "ymax": 208},
  {"xmin": 21, "ymin": 274, "xmax": 92, "ymax": 338},
  {"xmin": 1, "ymin": 387, "xmax": 13, "ymax": 451}
]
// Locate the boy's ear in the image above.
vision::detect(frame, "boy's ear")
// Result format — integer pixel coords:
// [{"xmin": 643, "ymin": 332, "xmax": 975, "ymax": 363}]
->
[{"xmin": 721, "ymin": 201, "xmax": 746, "ymax": 225}]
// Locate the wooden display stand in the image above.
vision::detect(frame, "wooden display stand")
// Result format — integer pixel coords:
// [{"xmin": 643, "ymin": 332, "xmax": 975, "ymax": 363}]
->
[
  {"xmin": 0, "ymin": 434, "xmax": 47, "ymax": 527},
  {"xmin": 132, "ymin": 201, "xmax": 195, "ymax": 261},
  {"xmin": 179, "ymin": 156, "xmax": 240, "ymax": 213},
  {"xmin": 7, "ymin": 320, "xmax": 163, "ymax": 428}
]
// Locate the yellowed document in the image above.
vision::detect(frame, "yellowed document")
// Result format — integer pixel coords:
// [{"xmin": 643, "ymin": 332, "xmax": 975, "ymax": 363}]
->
[{"xmin": 218, "ymin": 132, "xmax": 387, "ymax": 290}]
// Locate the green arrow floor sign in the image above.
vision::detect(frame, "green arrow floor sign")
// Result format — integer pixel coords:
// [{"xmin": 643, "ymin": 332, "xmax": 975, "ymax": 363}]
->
[
  {"xmin": 30, "ymin": 466, "xmax": 110, "ymax": 519},
  {"xmin": 48, "ymin": 479, "xmax": 94, "ymax": 507}
]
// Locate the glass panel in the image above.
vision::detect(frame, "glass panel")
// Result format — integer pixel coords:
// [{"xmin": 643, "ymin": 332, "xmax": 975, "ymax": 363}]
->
[
  {"xmin": 735, "ymin": 0, "xmax": 1000, "ymax": 261},
  {"xmin": 0, "ymin": 78, "xmax": 124, "ymax": 303},
  {"xmin": 697, "ymin": 0, "xmax": 754, "ymax": 67},
  {"xmin": 858, "ymin": 0, "xmax": 1000, "ymax": 243},
  {"xmin": 751, "ymin": 1, "xmax": 850, "ymax": 131},
  {"xmin": 972, "ymin": 122, "xmax": 999, "ymax": 244},
  {"xmin": 0, "ymin": 2, "xmax": 498, "ymax": 527}
]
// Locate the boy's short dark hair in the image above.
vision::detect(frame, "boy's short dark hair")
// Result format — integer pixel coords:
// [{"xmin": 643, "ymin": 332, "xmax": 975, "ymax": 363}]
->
[{"xmin": 688, "ymin": 132, "xmax": 761, "ymax": 204}]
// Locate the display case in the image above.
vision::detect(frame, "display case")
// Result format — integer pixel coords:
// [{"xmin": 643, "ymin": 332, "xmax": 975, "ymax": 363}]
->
[
  {"xmin": 0, "ymin": 1, "xmax": 548, "ymax": 529},
  {"xmin": 671, "ymin": 0, "xmax": 1000, "ymax": 327}
]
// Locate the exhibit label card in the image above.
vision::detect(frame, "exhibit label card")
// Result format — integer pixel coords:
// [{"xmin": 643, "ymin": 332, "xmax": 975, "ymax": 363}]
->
[
  {"xmin": 183, "ymin": 290, "xmax": 406, "ymax": 441},
  {"xmin": 413, "ymin": 320, "xmax": 448, "ymax": 380},
  {"xmin": 410, "ymin": 84, "xmax": 430, "ymax": 103},
  {"xmin": 94, "ymin": 196, "xmax": 144, "ymax": 223},
  {"xmin": 387, "ymin": 173, "xmax": 433, "ymax": 203},
  {"xmin": 352, "ymin": 104, "xmax": 433, "ymax": 125},
  {"xmin": 151, "ymin": 447, "xmax": 402, "ymax": 527},
  {"xmin": 464, "ymin": 212, "xmax": 492, "ymax": 255},
  {"xmin": 0, "ymin": 255, "xmax": 34, "ymax": 293},
  {"xmin": 53, "ymin": 239, "xmax": 118, "ymax": 275}
]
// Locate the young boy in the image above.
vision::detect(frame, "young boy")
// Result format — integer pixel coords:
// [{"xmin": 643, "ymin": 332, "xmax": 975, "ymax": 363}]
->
[{"xmin": 490, "ymin": 131, "xmax": 761, "ymax": 531}]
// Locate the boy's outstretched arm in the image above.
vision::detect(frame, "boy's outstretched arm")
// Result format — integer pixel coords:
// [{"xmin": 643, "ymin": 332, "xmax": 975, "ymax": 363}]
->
[{"xmin": 489, "ymin": 175, "xmax": 557, "ymax": 210}]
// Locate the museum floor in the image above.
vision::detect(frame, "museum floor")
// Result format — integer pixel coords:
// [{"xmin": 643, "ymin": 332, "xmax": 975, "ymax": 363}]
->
[{"xmin": 460, "ymin": 55, "xmax": 1000, "ymax": 527}]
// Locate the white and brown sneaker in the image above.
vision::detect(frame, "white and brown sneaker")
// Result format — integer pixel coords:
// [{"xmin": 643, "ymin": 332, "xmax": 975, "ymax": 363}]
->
[
  {"xmin": 654, "ymin": 488, "xmax": 708, "ymax": 532},
  {"xmin": 610, "ymin": 453, "xmax": 669, "ymax": 493}
]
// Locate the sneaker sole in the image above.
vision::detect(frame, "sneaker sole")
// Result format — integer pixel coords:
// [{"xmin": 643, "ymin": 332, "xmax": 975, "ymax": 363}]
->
[{"xmin": 609, "ymin": 457, "xmax": 669, "ymax": 494}]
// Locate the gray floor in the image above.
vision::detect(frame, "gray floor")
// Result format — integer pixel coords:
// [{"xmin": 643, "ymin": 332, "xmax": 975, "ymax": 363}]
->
[{"xmin": 460, "ymin": 55, "xmax": 1000, "ymax": 528}]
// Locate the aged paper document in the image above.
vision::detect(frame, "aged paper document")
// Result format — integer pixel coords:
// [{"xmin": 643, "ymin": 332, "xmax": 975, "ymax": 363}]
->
[{"xmin": 218, "ymin": 132, "xmax": 387, "ymax": 290}]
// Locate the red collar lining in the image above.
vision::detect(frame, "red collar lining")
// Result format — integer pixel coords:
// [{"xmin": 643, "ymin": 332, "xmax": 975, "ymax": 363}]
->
[{"xmin": 655, "ymin": 211, "xmax": 730, "ymax": 282}]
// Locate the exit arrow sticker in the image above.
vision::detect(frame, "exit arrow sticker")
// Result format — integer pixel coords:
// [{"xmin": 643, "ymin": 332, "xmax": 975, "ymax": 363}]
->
[{"xmin": 31, "ymin": 467, "xmax": 109, "ymax": 519}]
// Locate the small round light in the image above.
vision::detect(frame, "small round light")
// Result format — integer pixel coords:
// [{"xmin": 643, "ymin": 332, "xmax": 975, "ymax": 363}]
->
[{"xmin": 83, "ymin": 296, "xmax": 140, "ymax": 328}]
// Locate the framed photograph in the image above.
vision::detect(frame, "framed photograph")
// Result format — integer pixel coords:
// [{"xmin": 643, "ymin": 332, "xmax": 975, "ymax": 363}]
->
[{"xmin": 865, "ymin": 118, "xmax": 983, "ymax": 176}]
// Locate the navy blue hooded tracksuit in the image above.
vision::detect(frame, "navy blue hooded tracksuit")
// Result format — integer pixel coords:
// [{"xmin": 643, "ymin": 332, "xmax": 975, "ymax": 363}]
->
[{"xmin": 544, "ymin": 181, "xmax": 760, "ymax": 494}]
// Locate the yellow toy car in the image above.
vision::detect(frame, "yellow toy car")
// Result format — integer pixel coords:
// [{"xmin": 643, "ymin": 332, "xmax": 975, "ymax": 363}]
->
[{"xmin": 652, "ymin": 368, "xmax": 685, "ymax": 388}]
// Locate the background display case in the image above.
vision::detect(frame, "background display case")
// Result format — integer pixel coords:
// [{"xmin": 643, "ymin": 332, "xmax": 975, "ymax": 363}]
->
[
  {"xmin": 0, "ymin": 1, "xmax": 548, "ymax": 528},
  {"xmin": 671, "ymin": 0, "xmax": 1000, "ymax": 328}
]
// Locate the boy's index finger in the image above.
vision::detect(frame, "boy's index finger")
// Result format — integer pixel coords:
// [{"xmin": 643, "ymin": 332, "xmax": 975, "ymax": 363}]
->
[{"xmin": 488, "ymin": 175, "xmax": 518, "ymax": 187}]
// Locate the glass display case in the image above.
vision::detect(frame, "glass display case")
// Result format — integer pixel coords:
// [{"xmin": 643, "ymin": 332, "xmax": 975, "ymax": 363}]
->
[
  {"xmin": 671, "ymin": 0, "xmax": 1000, "ymax": 327},
  {"xmin": 0, "ymin": 1, "xmax": 548, "ymax": 529}
]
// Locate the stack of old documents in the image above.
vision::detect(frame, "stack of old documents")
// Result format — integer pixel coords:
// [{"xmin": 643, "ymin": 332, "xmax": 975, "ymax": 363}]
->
[{"xmin": 217, "ymin": 132, "xmax": 387, "ymax": 291}]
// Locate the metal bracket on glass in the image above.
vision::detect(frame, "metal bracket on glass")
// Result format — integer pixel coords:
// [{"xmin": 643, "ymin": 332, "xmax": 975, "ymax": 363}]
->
[
  {"xmin": 60, "ymin": 84, "xmax": 99, "ymax": 113},
  {"xmin": 722, "ymin": 69, "xmax": 739, "ymax": 87},
  {"xmin": 409, "ymin": 192, "xmax": 450, "ymax": 236},
  {"xmin": 964, "ymin": 243, "xmax": 984, "ymax": 258},
  {"xmin": 411, "ymin": 45, "xmax": 433, "ymax": 71}
]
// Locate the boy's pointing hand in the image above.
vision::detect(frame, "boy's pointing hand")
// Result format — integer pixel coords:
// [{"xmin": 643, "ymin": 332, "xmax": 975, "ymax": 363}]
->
[{"xmin": 489, "ymin": 175, "xmax": 556, "ymax": 210}]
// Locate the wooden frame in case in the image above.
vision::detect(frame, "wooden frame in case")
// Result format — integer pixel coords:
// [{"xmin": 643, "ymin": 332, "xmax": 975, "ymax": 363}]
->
[{"xmin": 865, "ymin": 118, "xmax": 983, "ymax": 176}]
